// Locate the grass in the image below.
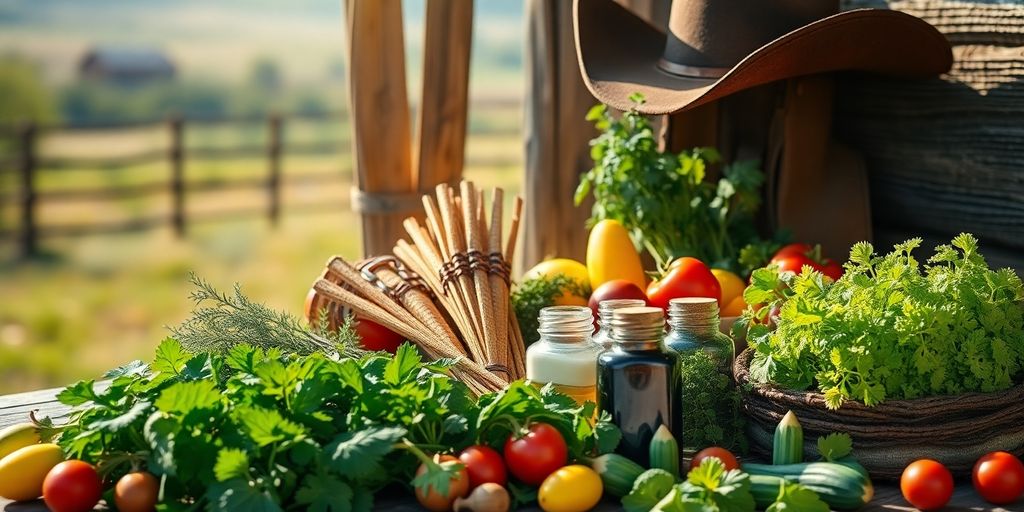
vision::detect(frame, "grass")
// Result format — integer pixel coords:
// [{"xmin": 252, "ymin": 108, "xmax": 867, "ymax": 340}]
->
[{"xmin": 0, "ymin": 107, "xmax": 524, "ymax": 394}]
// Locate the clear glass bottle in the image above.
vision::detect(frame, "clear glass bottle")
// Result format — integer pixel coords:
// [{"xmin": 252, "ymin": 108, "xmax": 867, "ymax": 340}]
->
[
  {"xmin": 526, "ymin": 306, "xmax": 604, "ymax": 405},
  {"xmin": 665, "ymin": 297, "xmax": 735, "ymax": 376},
  {"xmin": 593, "ymin": 299, "xmax": 647, "ymax": 349},
  {"xmin": 665, "ymin": 297, "xmax": 736, "ymax": 452},
  {"xmin": 597, "ymin": 306, "xmax": 681, "ymax": 467}
]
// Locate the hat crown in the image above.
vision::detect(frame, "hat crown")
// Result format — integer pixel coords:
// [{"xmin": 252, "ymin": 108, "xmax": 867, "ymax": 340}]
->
[{"xmin": 661, "ymin": 0, "xmax": 839, "ymax": 77}]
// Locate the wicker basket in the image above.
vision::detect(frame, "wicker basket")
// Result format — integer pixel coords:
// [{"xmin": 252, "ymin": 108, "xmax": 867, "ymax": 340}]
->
[{"xmin": 734, "ymin": 348, "xmax": 1024, "ymax": 479}]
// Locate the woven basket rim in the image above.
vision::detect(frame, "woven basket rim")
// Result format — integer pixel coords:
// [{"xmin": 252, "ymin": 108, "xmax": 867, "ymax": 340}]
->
[{"xmin": 734, "ymin": 348, "xmax": 1024, "ymax": 413}]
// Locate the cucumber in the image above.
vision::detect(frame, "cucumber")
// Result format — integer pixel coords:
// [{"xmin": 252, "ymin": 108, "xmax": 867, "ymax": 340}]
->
[
  {"xmin": 649, "ymin": 424, "xmax": 680, "ymax": 478},
  {"xmin": 749, "ymin": 474, "xmax": 787, "ymax": 508},
  {"xmin": 743, "ymin": 461, "xmax": 874, "ymax": 510},
  {"xmin": 773, "ymin": 410, "xmax": 803, "ymax": 465},
  {"xmin": 589, "ymin": 453, "xmax": 645, "ymax": 498}
]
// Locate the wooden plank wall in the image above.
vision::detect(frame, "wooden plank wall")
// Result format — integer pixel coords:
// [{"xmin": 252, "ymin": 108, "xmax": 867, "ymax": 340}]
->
[
  {"xmin": 520, "ymin": 0, "xmax": 671, "ymax": 273},
  {"xmin": 837, "ymin": 0, "xmax": 1024, "ymax": 272}
]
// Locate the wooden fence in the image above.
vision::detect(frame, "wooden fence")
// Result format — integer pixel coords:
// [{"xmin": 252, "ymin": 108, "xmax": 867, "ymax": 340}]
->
[{"xmin": 0, "ymin": 112, "xmax": 358, "ymax": 257}]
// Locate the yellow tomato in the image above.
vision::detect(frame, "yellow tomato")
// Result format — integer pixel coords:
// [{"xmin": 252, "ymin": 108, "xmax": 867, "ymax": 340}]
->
[
  {"xmin": 0, "ymin": 443, "xmax": 63, "ymax": 501},
  {"xmin": 523, "ymin": 258, "xmax": 591, "ymax": 304},
  {"xmin": 587, "ymin": 220, "xmax": 646, "ymax": 290},
  {"xmin": 538, "ymin": 465, "xmax": 603, "ymax": 512},
  {"xmin": 711, "ymin": 269, "xmax": 746, "ymax": 307},
  {"xmin": 722, "ymin": 294, "xmax": 747, "ymax": 317}
]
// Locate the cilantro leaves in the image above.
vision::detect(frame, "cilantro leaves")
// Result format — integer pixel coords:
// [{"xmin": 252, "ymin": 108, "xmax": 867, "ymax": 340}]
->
[
  {"xmin": 744, "ymin": 234, "xmax": 1024, "ymax": 408},
  {"xmin": 50, "ymin": 340, "xmax": 620, "ymax": 510}
]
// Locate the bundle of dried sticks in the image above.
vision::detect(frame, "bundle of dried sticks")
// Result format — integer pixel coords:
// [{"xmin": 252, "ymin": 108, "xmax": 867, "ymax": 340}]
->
[{"xmin": 310, "ymin": 181, "xmax": 524, "ymax": 395}]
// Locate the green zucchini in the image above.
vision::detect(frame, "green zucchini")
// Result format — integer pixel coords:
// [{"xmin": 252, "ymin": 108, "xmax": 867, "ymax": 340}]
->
[
  {"xmin": 649, "ymin": 424, "xmax": 680, "ymax": 478},
  {"xmin": 589, "ymin": 453, "xmax": 646, "ymax": 498},
  {"xmin": 773, "ymin": 410, "xmax": 804, "ymax": 465},
  {"xmin": 743, "ymin": 461, "xmax": 874, "ymax": 510},
  {"xmin": 749, "ymin": 474, "xmax": 787, "ymax": 508}
]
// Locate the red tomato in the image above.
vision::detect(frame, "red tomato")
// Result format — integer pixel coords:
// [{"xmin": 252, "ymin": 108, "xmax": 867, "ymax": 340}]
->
[
  {"xmin": 115, "ymin": 472, "xmax": 159, "ymax": 512},
  {"xmin": 973, "ymin": 451, "xmax": 1024, "ymax": 505},
  {"xmin": 691, "ymin": 447, "xmax": 739, "ymax": 471},
  {"xmin": 820, "ymin": 259, "xmax": 844, "ymax": 281},
  {"xmin": 42, "ymin": 460, "xmax": 102, "ymax": 512},
  {"xmin": 770, "ymin": 253, "xmax": 818, "ymax": 275},
  {"xmin": 588, "ymin": 279, "xmax": 648, "ymax": 316},
  {"xmin": 354, "ymin": 317, "xmax": 405, "ymax": 353},
  {"xmin": 646, "ymin": 257, "xmax": 721, "ymax": 310},
  {"xmin": 773, "ymin": 243, "xmax": 814, "ymax": 259},
  {"xmin": 459, "ymin": 445, "xmax": 507, "ymax": 488},
  {"xmin": 415, "ymin": 455, "xmax": 469, "ymax": 512},
  {"xmin": 901, "ymin": 459, "xmax": 954, "ymax": 511},
  {"xmin": 503, "ymin": 423, "xmax": 568, "ymax": 485}
]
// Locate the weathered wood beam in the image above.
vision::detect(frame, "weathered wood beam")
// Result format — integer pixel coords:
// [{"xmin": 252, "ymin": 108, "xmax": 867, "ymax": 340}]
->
[
  {"xmin": 416, "ymin": 0, "xmax": 474, "ymax": 193},
  {"xmin": 344, "ymin": 0, "xmax": 414, "ymax": 256}
]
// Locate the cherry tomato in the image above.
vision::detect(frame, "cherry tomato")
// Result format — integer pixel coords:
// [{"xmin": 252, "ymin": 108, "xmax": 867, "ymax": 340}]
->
[
  {"xmin": 973, "ymin": 451, "xmax": 1024, "ymax": 505},
  {"xmin": 901, "ymin": 459, "xmax": 954, "ymax": 511},
  {"xmin": 588, "ymin": 279, "xmax": 648, "ymax": 316},
  {"xmin": 42, "ymin": 460, "xmax": 102, "ymax": 512},
  {"xmin": 354, "ymin": 317, "xmax": 405, "ymax": 353},
  {"xmin": 503, "ymin": 423, "xmax": 568, "ymax": 485},
  {"xmin": 115, "ymin": 471, "xmax": 160, "ymax": 512},
  {"xmin": 459, "ymin": 445, "xmax": 507, "ymax": 489},
  {"xmin": 690, "ymin": 447, "xmax": 739, "ymax": 471},
  {"xmin": 415, "ymin": 454, "xmax": 469, "ymax": 512},
  {"xmin": 647, "ymin": 257, "xmax": 721, "ymax": 310}
]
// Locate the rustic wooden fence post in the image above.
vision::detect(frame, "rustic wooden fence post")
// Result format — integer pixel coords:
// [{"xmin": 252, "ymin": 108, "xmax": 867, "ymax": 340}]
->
[
  {"xmin": 168, "ymin": 116, "xmax": 185, "ymax": 237},
  {"xmin": 18, "ymin": 122, "xmax": 37, "ymax": 258},
  {"xmin": 267, "ymin": 114, "xmax": 283, "ymax": 226}
]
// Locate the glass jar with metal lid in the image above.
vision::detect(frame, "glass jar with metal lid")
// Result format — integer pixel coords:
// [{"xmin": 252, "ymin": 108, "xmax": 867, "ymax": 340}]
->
[
  {"xmin": 665, "ymin": 297, "xmax": 735, "ymax": 375},
  {"xmin": 593, "ymin": 298, "xmax": 647, "ymax": 349},
  {"xmin": 526, "ymin": 306, "xmax": 604, "ymax": 405},
  {"xmin": 597, "ymin": 306, "xmax": 681, "ymax": 466}
]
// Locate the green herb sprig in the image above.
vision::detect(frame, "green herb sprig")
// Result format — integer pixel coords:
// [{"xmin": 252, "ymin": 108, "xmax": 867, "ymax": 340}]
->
[{"xmin": 575, "ymin": 93, "xmax": 768, "ymax": 272}]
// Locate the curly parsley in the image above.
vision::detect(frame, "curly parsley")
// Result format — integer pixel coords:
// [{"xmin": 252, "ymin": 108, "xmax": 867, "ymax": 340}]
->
[{"xmin": 745, "ymin": 233, "xmax": 1024, "ymax": 408}]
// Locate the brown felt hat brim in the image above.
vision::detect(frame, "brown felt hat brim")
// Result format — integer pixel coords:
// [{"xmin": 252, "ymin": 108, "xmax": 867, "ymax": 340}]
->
[{"xmin": 574, "ymin": 0, "xmax": 953, "ymax": 115}]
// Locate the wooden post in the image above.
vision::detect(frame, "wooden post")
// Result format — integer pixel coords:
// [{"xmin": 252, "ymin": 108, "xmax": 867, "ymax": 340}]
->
[
  {"xmin": 345, "ymin": 0, "xmax": 414, "ymax": 256},
  {"xmin": 18, "ymin": 122, "xmax": 37, "ymax": 258},
  {"xmin": 267, "ymin": 114, "xmax": 283, "ymax": 226},
  {"xmin": 168, "ymin": 116, "xmax": 185, "ymax": 237},
  {"xmin": 415, "ymin": 0, "xmax": 474, "ymax": 192}
]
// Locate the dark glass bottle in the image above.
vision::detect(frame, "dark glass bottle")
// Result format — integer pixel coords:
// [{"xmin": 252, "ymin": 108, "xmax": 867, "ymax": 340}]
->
[{"xmin": 597, "ymin": 306, "xmax": 681, "ymax": 467}]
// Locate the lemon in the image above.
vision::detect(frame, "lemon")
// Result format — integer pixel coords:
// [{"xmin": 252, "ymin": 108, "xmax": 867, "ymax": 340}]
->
[
  {"xmin": 0, "ymin": 443, "xmax": 63, "ymax": 501},
  {"xmin": 523, "ymin": 258, "xmax": 591, "ymax": 304},
  {"xmin": 711, "ymin": 269, "xmax": 746, "ymax": 307},
  {"xmin": 538, "ymin": 465, "xmax": 603, "ymax": 512}
]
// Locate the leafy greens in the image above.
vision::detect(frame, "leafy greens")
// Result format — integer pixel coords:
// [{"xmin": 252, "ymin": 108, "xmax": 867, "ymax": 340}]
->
[
  {"xmin": 744, "ymin": 233, "xmax": 1024, "ymax": 408},
  {"xmin": 49, "ymin": 340, "xmax": 619, "ymax": 511}
]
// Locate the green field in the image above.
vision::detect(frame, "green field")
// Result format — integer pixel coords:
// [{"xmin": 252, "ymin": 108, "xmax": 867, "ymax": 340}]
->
[{"xmin": 0, "ymin": 106, "xmax": 524, "ymax": 394}]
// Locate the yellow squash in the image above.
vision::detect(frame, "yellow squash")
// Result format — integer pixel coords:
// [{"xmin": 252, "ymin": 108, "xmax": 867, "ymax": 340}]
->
[
  {"xmin": 0, "ymin": 423, "xmax": 40, "ymax": 461},
  {"xmin": 522, "ymin": 258, "xmax": 591, "ymax": 305},
  {"xmin": 587, "ymin": 220, "xmax": 646, "ymax": 290},
  {"xmin": 0, "ymin": 443, "xmax": 63, "ymax": 501},
  {"xmin": 538, "ymin": 465, "xmax": 604, "ymax": 512}
]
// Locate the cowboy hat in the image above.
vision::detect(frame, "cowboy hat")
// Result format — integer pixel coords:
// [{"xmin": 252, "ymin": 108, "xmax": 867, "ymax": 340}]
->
[{"xmin": 574, "ymin": 0, "xmax": 953, "ymax": 115}]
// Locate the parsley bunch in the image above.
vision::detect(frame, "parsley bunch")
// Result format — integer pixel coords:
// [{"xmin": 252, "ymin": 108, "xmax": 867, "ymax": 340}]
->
[
  {"xmin": 744, "ymin": 233, "xmax": 1024, "ymax": 408},
  {"xmin": 47, "ymin": 340, "xmax": 620, "ymax": 511},
  {"xmin": 574, "ymin": 94, "xmax": 768, "ymax": 272}
]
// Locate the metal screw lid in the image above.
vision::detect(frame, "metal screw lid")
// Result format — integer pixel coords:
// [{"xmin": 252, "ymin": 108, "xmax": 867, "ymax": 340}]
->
[
  {"xmin": 597, "ymin": 299, "xmax": 647, "ymax": 325},
  {"xmin": 668, "ymin": 297, "xmax": 720, "ymax": 328},
  {"xmin": 610, "ymin": 306, "xmax": 665, "ymax": 343}
]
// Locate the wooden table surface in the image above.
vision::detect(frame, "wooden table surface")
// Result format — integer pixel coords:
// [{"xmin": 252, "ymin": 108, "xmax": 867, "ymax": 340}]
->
[{"xmin": 2, "ymin": 387, "xmax": 1021, "ymax": 512}]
